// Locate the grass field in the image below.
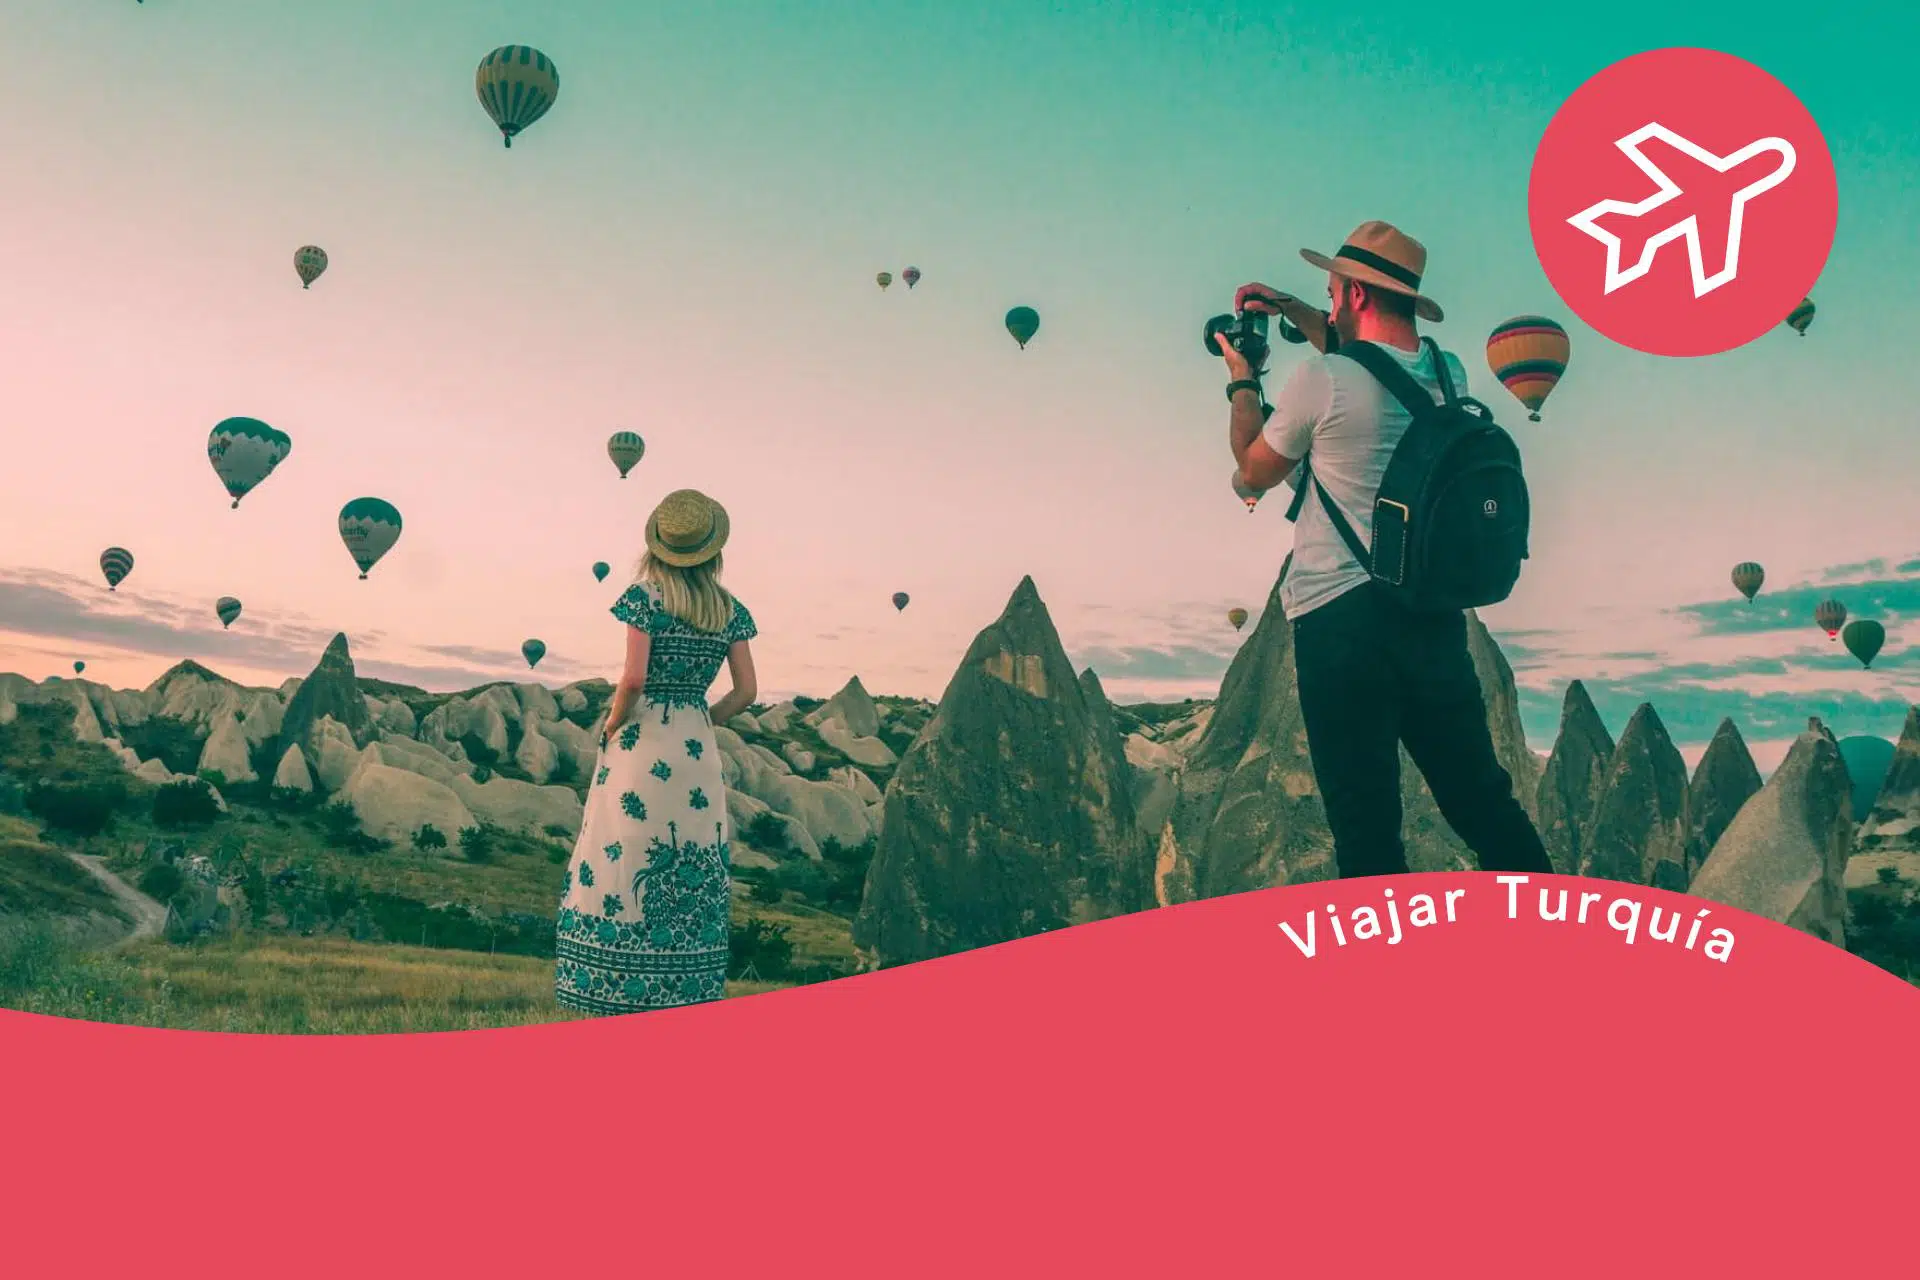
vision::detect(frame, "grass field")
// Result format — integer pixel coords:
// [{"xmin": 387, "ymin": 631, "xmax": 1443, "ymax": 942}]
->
[{"xmin": 0, "ymin": 815, "xmax": 129, "ymax": 925}]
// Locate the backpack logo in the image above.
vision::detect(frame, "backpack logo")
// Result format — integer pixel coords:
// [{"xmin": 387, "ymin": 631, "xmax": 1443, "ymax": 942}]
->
[{"xmin": 1482, "ymin": 499, "xmax": 1499, "ymax": 518}]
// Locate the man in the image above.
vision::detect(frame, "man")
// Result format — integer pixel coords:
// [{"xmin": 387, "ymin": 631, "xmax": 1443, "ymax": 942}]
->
[{"xmin": 1216, "ymin": 220, "xmax": 1552, "ymax": 879}]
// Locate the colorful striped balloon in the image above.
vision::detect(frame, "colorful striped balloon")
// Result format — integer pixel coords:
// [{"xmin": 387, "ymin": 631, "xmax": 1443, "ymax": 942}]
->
[
  {"xmin": 1486, "ymin": 315, "xmax": 1570, "ymax": 421},
  {"xmin": 99, "ymin": 547, "xmax": 134, "ymax": 591},
  {"xmin": 1785, "ymin": 297, "xmax": 1815, "ymax": 336},
  {"xmin": 476, "ymin": 46, "xmax": 559, "ymax": 149},
  {"xmin": 607, "ymin": 431, "xmax": 645, "ymax": 479},
  {"xmin": 339, "ymin": 498, "xmax": 403, "ymax": 579},
  {"xmin": 1815, "ymin": 597, "xmax": 1847, "ymax": 639},
  {"xmin": 208, "ymin": 417, "xmax": 292, "ymax": 508},
  {"xmin": 294, "ymin": 245, "xmax": 328, "ymax": 289},
  {"xmin": 216, "ymin": 596, "xmax": 243, "ymax": 629},
  {"xmin": 1730, "ymin": 562, "xmax": 1764, "ymax": 601},
  {"xmin": 903, "ymin": 266, "xmax": 922, "ymax": 289}
]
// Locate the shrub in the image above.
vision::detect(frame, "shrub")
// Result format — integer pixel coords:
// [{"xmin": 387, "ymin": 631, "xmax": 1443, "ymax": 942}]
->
[
  {"xmin": 413, "ymin": 824, "xmax": 448, "ymax": 852},
  {"xmin": 152, "ymin": 779, "xmax": 222, "ymax": 828},
  {"xmin": 542, "ymin": 822, "xmax": 572, "ymax": 840},
  {"xmin": 458, "ymin": 825, "xmax": 494, "ymax": 862},
  {"xmin": 197, "ymin": 769, "xmax": 228, "ymax": 791},
  {"xmin": 0, "ymin": 774, "xmax": 26, "ymax": 814},
  {"xmin": 749, "ymin": 877, "xmax": 782, "ymax": 904},
  {"xmin": 26, "ymin": 779, "xmax": 126, "ymax": 837},
  {"xmin": 137, "ymin": 862, "xmax": 185, "ymax": 903},
  {"xmin": 728, "ymin": 919, "xmax": 794, "ymax": 980},
  {"xmin": 743, "ymin": 811, "xmax": 790, "ymax": 854},
  {"xmin": 318, "ymin": 801, "xmax": 387, "ymax": 855},
  {"xmin": 116, "ymin": 715, "xmax": 204, "ymax": 777}
]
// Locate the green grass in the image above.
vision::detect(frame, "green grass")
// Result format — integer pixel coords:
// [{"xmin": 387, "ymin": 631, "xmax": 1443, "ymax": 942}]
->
[{"xmin": 0, "ymin": 815, "xmax": 129, "ymax": 924}]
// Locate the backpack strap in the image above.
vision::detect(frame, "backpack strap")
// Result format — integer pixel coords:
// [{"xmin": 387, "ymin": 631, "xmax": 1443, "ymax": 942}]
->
[{"xmin": 1333, "ymin": 338, "xmax": 1450, "ymax": 417}]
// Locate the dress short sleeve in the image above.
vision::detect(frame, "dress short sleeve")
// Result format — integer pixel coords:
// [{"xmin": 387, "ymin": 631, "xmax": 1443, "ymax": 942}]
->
[
  {"xmin": 727, "ymin": 598, "xmax": 757, "ymax": 644},
  {"xmin": 610, "ymin": 583, "xmax": 663, "ymax": 633}
]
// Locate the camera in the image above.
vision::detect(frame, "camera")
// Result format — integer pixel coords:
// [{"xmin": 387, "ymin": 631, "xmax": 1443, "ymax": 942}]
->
[{"xmin": 1203, "ymin": 309, "xmax": 1270, "ymax": 372}]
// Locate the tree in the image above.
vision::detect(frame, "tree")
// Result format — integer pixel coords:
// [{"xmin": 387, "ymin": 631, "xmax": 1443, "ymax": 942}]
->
[
  {"xmin": 458, "ymin": 825, "xmax": 494, "ymax": 862},
  {"xmin": 413, "ymin": 824, "xmax": 448, "ymax": 852},
  {"xmin": 26, "ymin": 780, "xmax": 125, "ymax": 837},
  {"xmin": 152, "ymin": 779, "xmax": 222, "ymax": 828}
]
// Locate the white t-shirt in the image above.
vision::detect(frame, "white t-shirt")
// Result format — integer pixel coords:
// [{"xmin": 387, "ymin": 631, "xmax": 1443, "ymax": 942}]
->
[{"xmin": 1262, "ymin": 340, "xmax": 1471, "ymax": 620}]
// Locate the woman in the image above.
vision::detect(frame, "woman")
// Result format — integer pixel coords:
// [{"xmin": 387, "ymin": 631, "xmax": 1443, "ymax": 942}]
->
[{"xmin": 555, "ymin": 489, "xmax": 758, "ymax": 1015}]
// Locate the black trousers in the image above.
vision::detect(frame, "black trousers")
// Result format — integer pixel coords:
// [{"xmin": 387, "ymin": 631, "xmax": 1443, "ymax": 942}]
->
[{"xmin": 1291, "ymin": 581, "xmax": 1553, "ymax": 879}]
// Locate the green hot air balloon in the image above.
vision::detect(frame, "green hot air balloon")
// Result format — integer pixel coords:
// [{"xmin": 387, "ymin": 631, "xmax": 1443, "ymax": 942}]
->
[
  {"xmin": 522, "ymin": 638, "xmax": 546, "ymax": 669},
  {"xmin": 876, "ymin": 271, "xmax": 893, "ymax": 291},
  {"xmin": 1228, "ymin": 607, "xmax": 1249, "ymax": 631},
  {"xmin": 476, "ymin": 46, "xmax": 559, "ymax": 149},
  {"xmin": 1844, "ymin": 620, "xmax": 1886, "ymax": 669},
  {"xmin": 1005, "ymin": 306, "xmax": 1040, "ymax": 349},
  {"xmin": 592, "ymin": 561, "xmax": 611, "ymax": 583},
  {"xmin": 73, "ymin": 661, "xmax": 85, "ymax": 675},
  {"xmin": 1730, "ymin": 562, "xmax": 1764, "ymax": 602},
  {"xmin": 294, "ymin": 245, "xmax": 328, "ymax": 289},
  {"xmin": 892, "ymin": 592, "xmax": 909, "ymax": 612},
  {"xmin": 339, "ymin": 498, "xmax": 403, "ymax": 579},
  {"xmin": 216, "ymin": 596, "xmax": 243, "ymax": 629},
  {"xmin": 608, "ymin": 431, "xmax": 645, "ymax": 479},
  {"xmin": 208, "ymin": 417, "xmax": 292, "ymax": 509},
  {"xmin": 99, "ymin": 546, "xmax": 134, "ymax": 591}
]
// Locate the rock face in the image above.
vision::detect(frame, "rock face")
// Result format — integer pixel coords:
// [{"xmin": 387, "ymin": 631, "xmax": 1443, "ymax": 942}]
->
[
  {"xmin": 1692, "ymin": 718, "xmax": 1853, "ymax": 946},
  {"xmin": 1686, "ymin": 718, "xmax": 1762, "ymax": 882},
  {"xmin": 1159, "ymin": 576, "xmax": 1542, "ymax": 900},
  {"xmin": 807, "ymin": 676, "xmax": 882, "ymax": 739},
  {"xmin": 1535, "ymin": 681, "xmax": 1614, "ymax": 877},
  {"xmin": 1851, "ymin": 707, "xmax": 1920, "ymax": 884},
  {"xmin": 343, "ymin": 762, "xmax": 476, "ymax": 846},
  {"xmin": 278, "ymin": 634, "xmax": 372, "ymax": 761},
  {"xmin": 1583, "ymin": 703, "xmax": 1689, "ymax": 886},
  {"xmin": 853, "ymin": 577, "xmax": 1152, "ymax": 967}
]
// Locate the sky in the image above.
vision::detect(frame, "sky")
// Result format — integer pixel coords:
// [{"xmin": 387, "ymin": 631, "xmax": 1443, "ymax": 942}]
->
[{"xmin": 2, "ymin": 0, "xmax": 1915, "ymax": 773}]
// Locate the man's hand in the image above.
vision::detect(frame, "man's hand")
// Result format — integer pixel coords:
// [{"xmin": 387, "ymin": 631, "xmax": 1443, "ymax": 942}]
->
[
  {"xmin": 1234, "ymin": 283, "xmax": 1294, "ymax": 315},
  {"xmin": 1214, "ymin": 330, "xmax": 1254, "ymax": 382}
]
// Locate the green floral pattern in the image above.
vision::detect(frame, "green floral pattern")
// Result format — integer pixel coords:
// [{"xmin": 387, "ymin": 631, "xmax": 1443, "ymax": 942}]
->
[{"xmin": 556, "ymin": 580, "xmax": 750, "ymax": 1016}]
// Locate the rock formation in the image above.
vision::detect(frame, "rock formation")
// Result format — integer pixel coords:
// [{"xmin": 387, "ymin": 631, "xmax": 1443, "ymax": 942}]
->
[
  {"xmin": 1692, "ymin": 718, "xmax": 1853, "ymax": 947},
  {"xmin": 853, "ymin": 577, "xmax": 1152, "ymax": 966},
  {"xmin": 1583, "ymin": 703, "xmax": 1689, "ymax": 885},
  {"xmin": 278, "ymin": 634, "xmax": 372, "ymax": 760},
  {"xmin": 1158, "ymin": 578, "xmax": 1542, "ymax": 900},
  {"xmin": 1535, "ymin": 680, "xmax": 1614, "ymax": 877},
  {"xmin": 1850, "ymin": 706, "xmax": 1920, "ymax": 886},
  {"xmin": 1686, "ymin": 718, "xmax": 1761, "ymax": 882}
]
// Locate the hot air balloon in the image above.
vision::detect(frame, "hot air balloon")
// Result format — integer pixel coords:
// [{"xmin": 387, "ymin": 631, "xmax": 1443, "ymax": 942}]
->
[
  {"xmin": 522, "ymin": 638, "xmax": 546, "ymax": 669},
  {"xmin": 607, "ymin": 431, "xmax": 645, "ymax": 479},
  {"xmin": 892, "ymin": 592, "xmax": 909, "ymax": 612},
  {"xmin": 475, "ymin": 46, "xmax": 559, "ymax": 148},
  {"xmin": 1844, "ymin": 619, "xmax": 1885, "ymax": 668},
  {"xmin": 1228, "ymin": 608, "xmax": 1249, "ymax": 631},
  {"xmin": 1005, "ymin": 306, "xmax": 1040, "ymax": 349},
  {"xmin": 207, "ymin": 417, "xmax": 292, "ymax": 508},
  {"xmin": 73, "ymin": 661, "xmax": 85, "ymax": 675},
  {"xmin": 1785, "ymin": 297, "xmax": 1816, "ymax": 336},
  {"xmin": 592, "ymin": 561, "xmax": 610, "ymax": 583},
  {"xmin": 1232, "ymin": 472, "xmax": 1258, "ymax": 512},
  {"xmin": 339, "ymin": 498, "xmax": 403, "ymax": 579},
  {"xmin": 1730, "ymin": 562, "xmax": 1765, "ymax": 602},
  {"xmin": 876, "ymin": 271, "xmax": 893, "ymax": 291},
  {"xmin": 216, "ymin": 596, "xmax": 242, "ymax": 629},
  {"xmin": 903, "ymin": 266, "xmax": 922, "ymax": 289},
  {"xmin": 294, "ymin": 245, "xmax": 328, "ymax": 289},
  {"xmin": 1486, "ymin": 316, "xmax": 1569, "ymax": 421},
  {"xmin": 1815, "ymin": 598, "xmax": 1847, "ymax": 639},
  {"xmin": 99, "ymin": 547, "xmax": 133, "ymax": 591}
]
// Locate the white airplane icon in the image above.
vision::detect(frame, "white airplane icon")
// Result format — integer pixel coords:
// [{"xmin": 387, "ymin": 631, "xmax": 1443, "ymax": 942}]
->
[{"xmin": 1565, "ymin": 122, "xmax": 1796, "ymax": 298}]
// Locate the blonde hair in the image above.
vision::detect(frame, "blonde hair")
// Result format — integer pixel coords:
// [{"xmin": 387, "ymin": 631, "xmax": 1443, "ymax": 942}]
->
[{"xmin": 636, "ymin": 551, "xmax": 734, "ymax": 634}]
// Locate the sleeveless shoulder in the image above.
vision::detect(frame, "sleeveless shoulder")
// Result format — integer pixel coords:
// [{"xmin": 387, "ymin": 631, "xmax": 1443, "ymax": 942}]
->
[
  {"xmin": 610, "ymin": 582, "xmax": 664, "ymax": 633},
  {"xmin": 726, "ymin": 597, "xmax": 757, "ymax": 644}
]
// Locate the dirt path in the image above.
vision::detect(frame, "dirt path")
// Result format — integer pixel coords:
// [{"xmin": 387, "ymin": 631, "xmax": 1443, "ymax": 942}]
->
[{"xmin": 66, "ymin": 853, "xmax": 168, "ymax": 948}]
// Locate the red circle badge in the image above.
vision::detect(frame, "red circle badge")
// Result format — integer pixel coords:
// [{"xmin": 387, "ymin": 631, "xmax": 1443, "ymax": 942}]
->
[{"xmin": 1528, "ymin": 48, "xmax": 1837, "ymax": 357}]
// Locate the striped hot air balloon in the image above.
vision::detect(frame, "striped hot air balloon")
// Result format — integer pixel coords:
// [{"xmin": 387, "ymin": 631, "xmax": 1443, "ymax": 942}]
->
[
  {"xmin": 1844, "ymin": 619, "xmax": 1885, "ymax": 669},
  {"xmin": 99, "ymin": 547, "xmax": 133, "ymax": 591},
  {"xmin": 1486, "ymin": 315, "xmax": 1570, "ymax": 421},
  {"xmin": 216, "ymin": 596, "xmax": 242, "ymax": 629},
  {"xmin": 1731, "ymin": 562, "xmax": 1765, "ymax": 601},
  {"xmin": 207, "ymin": 417, "xmax": 292, "ymax": 508},
  {"xmin": 903, "ymin": 266, "xmax": 922, "ymax": 289},
  {"xmin": 1785, "ymin": 297, "xmax": 1815, "ymax": 336},
  {"xmin": 1005, "ymin": 306, "xmax": 1040, "ymax": 349},
  {"xmin": 339, "ymin": 498, "xmax": 403, "ymax": 579},
  {"xmin": 522, "ymin": 638, "xmax": 546, "ymax": 669},
  {"xmin": 294, "ymin": 245, "xmax": 328, "ymax": 289},
  {"xmin": 1815, "ymin": 598, "xmax": 1847, "ymax": 639},
  {"xmin": 607, "ymin": 431, "xmax": 645, "ymax": 479},
  {"xmin": 876, "ymin": 271, "xmax": 892, "ymax": 291},
  {"xmin": 1228, "ymin": 607, "xmax": 1249, "ymax": 631},
  {"xmin": 475, "ymin": 46, "xmax": 559, "ymax": 148}
]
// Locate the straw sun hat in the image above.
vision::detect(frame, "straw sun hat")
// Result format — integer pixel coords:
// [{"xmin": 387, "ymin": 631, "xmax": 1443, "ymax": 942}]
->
[
  {"xmin": 1299, "ymin": 220, "xmax": 1444, "ymax": 323},
  {"xmin": 644, "ymin": 489, "xmax": 730, "ymax": 567}
]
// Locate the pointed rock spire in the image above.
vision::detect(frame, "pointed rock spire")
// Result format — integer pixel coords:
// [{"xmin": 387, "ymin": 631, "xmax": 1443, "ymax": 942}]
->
[
  {"xmin": 1536, "ymin": 680, "xmax": 1615, "ymax": 876},
  {"xmin": 1584, "ymin": 702, "xmax": 1688, "ymax": 884},
  {"xmin": 1687, "ymin": 718, "xmax": 1762, "ymax": 879}
]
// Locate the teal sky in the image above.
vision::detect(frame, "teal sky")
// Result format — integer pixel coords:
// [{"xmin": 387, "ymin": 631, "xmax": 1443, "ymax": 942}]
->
[{"xmin": 3, "ymin": 1, "xmax": 1915, "ymax": 768}]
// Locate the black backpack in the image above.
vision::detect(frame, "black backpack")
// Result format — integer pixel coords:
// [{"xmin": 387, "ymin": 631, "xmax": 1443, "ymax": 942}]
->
[{"xmin": 1283, "ymin": 337, "xmax": 1530, "ymax": 612}]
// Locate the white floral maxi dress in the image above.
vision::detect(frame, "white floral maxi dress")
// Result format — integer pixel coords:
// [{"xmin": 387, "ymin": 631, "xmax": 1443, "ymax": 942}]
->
[{"xmin": 554, "ymin": 582, "xmax": 757, "ymax": 1015}]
